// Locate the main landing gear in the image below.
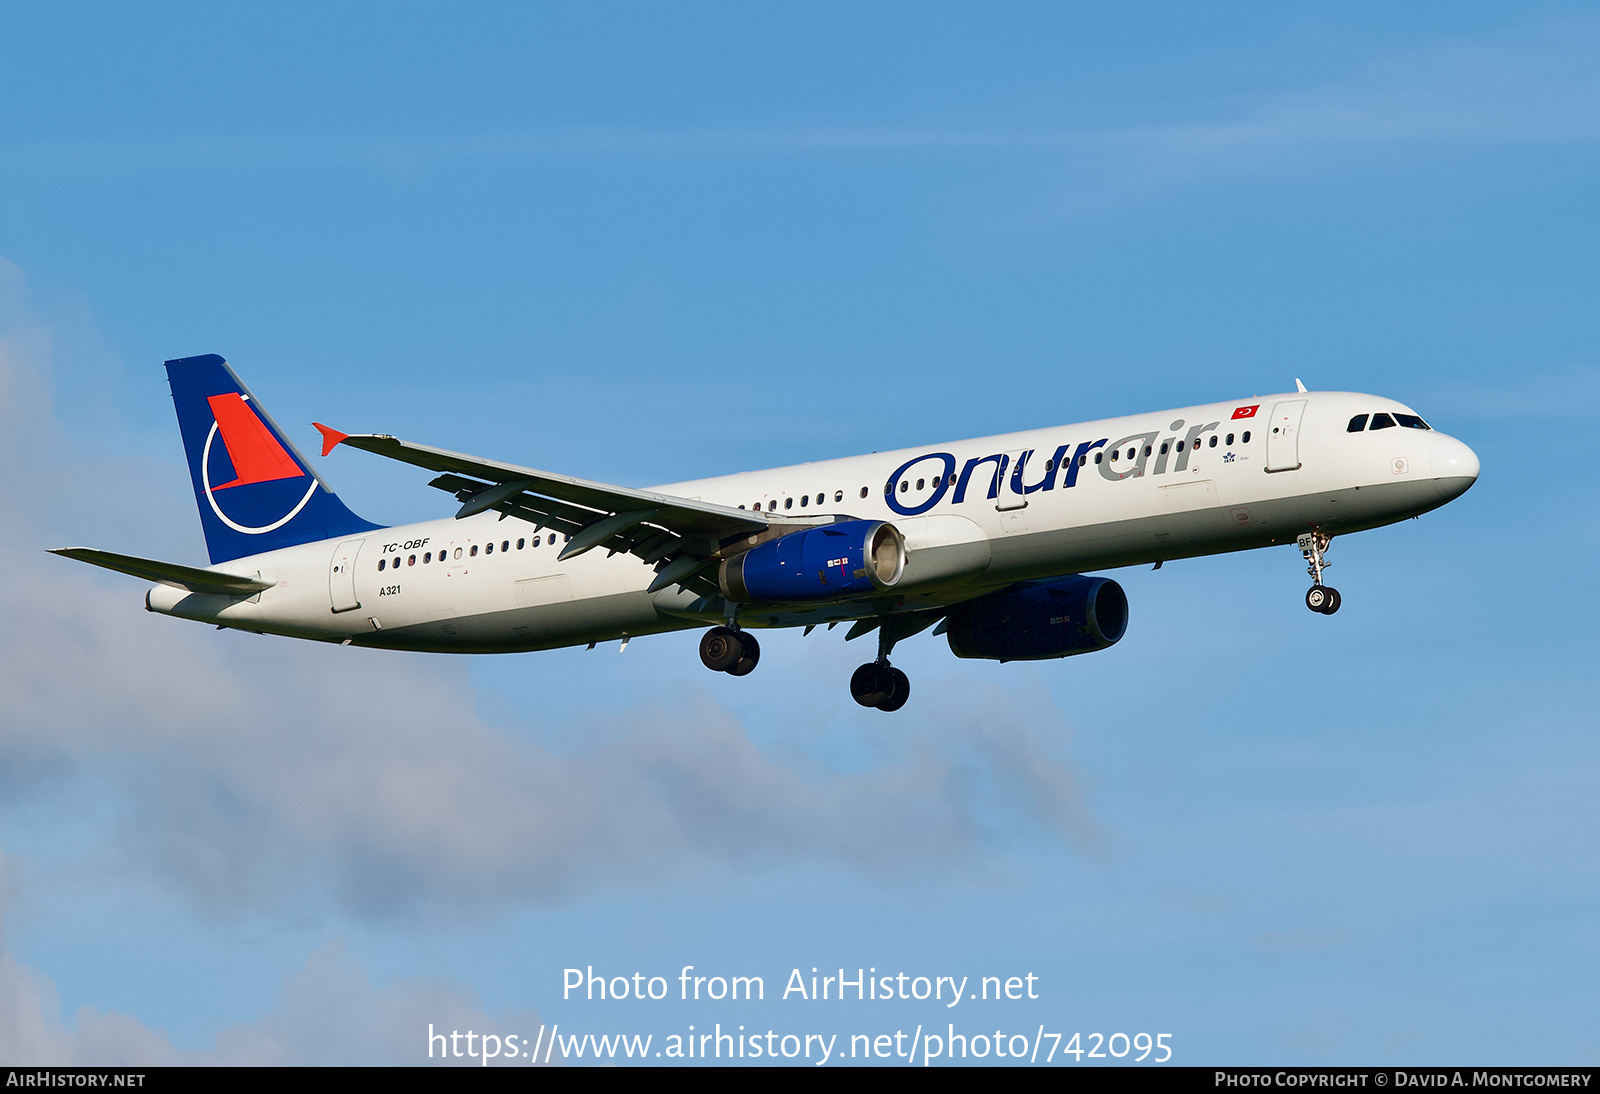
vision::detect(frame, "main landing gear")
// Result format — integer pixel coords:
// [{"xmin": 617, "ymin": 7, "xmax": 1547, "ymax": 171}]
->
[
  {"xmin": 850, "ymin": 661, "xmax": 910, "ymax": 712},
  {"xmin": 1299, "ymin": 531, "xmax": 1341, "ymax": 615},
  {"xmin": 850, "ymin": 620, "xmax": 911, "ymax": 712},
  {"xmin": 699, "ymin": 625, "xmax": 761, "ymax": 676},
  {"xmin": 699, "ymin": 615, "xmax": 918, "ymax": 712}
]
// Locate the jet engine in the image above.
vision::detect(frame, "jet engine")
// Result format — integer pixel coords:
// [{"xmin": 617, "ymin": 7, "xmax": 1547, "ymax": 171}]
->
[
  {"xmin": 944, "ymin": 576, "xmax": 1128, "ymax": 661},
  {"xmin": 720, "ymin": 520, "xmax": 905, "ymax": 603}
]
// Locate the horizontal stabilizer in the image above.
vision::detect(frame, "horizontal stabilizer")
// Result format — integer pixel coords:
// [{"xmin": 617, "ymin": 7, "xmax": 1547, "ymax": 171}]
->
[{"xmin": 49, "ymin": 547, "xmax": 274, "ymax": 595}]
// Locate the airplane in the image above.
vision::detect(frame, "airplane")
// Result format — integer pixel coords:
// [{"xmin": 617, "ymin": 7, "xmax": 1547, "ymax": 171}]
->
[{"xmin": 52, "ymin": 354, "xmax": 1479, "ymax": 712}]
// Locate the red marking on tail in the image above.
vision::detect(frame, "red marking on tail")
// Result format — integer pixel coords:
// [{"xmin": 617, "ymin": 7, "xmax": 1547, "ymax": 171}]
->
[
  {"xmin": 207, "ymin": 393, "xmax": 304, "ymax": 490},
  {"xmin": 314, "ymin": 422, "xmax": 349, "ymax": 457}
]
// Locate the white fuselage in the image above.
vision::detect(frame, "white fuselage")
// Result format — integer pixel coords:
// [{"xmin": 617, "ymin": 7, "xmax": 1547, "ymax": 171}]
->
[{"xmin": 146, "ymin": 390, "xmax": 1479, "ymax": 652}]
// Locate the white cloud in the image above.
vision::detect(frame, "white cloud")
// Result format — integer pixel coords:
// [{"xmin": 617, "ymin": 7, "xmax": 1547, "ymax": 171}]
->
[
  {"xmin": 0, "ymin": 850, "xmax": 538, "ymax": 1065},
  {"xmin": 0, "ymin": 258, "xmax": 1100, "ymax": 921},
  {"xmin": 0, "ymin": 255, "xmax": 1098, "ymax": 1063},
  {"xmin": 207, "ymin": 940, "xmax": 544, "ymax": 1066},
  {"xmin": 0, "ymin": 930, "xmax": 177, "ymax": 1066}
]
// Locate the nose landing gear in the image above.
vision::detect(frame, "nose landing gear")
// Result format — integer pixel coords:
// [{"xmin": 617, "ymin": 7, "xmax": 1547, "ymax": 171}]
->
[{"xmin": 1299, "ymin": 531, "xmax": 1341, "ymax": 614}]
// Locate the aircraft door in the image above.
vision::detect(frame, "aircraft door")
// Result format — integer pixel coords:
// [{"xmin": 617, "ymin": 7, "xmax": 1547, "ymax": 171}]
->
[
  {"xmin": 1265, "ymin": 400, "xmax": 1307, "ymax": 472},
  {"xmin": 996, "ymin": 450, "xmax": 1029, "ymax": 511},
  {"xmin": 329, "ymin": 537, "xmax": 364, "ymax": 613}
]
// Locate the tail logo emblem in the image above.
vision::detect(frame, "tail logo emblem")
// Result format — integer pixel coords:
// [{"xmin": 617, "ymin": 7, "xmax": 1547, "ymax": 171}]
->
[{"xmin": 200, "ymin": 392, "xmax": 318, "ymax": 534}]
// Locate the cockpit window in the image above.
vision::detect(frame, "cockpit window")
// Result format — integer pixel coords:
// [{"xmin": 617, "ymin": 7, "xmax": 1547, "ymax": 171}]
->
[
  {"xmin": 1347, "ymin": 414, "xmax": 1369, "ymax": 432},
  {"xmin": 1369, "ymin": 412, "xmax": 1397, "ymax": 430},
  {"xmin": 1394, "ymin": 413, "xmax": 1431, "ymax": 430}
]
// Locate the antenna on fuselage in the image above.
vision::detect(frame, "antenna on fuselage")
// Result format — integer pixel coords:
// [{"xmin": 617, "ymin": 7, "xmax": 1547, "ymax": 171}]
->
[{"xmin": 1295, "ymin": 378, "xmax": 1308, "ymax": 393}]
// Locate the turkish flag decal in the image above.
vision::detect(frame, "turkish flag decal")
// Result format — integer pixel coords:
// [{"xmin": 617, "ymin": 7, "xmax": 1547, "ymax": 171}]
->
[{"xmin": 1231, "ymin": 405, "xmax": 1259, "ymax": 420}]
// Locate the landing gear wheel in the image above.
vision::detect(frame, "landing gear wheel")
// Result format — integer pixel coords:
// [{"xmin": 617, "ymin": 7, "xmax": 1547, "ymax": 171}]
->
[
  {"xmin": 699, "ymin": 626, "xmax": 743, "ymax": 671},
  {"xmin": 850, "ymin": 663, "xmax": 910, "ymax": 710},
  {"xmin": 726, "ymin": 633, "xmax": 761, "ymax": 676},
  {"xmin": 850, "ymin": 662, "xmax": 892, "ymax": 707},
  {"xmin": 1305, "ymin": 586, "xmax": 1342, "ymax": 614},
  {"xmin": 877, "ymin": 668, "xmax": 911, "ymax": 712}
]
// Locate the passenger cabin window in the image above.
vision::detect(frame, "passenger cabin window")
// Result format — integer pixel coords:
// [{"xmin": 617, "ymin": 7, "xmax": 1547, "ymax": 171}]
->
[
  {"xmin": 378, "ymin": 559, "xmax": 386, "ymax": 571},
  {"xmin": 408, "ymin": 554, "xmax": 416, "ymax": 566},
  {"xmin": 835, "ymin": 490, "xmax": 843, "ymax": 502},
  {"xmin": 485, "ymin": 542, "xmax": 494, "ymax": 554},
  {"xmin": 516, "ymin": 539, "xmax": 524, "ymax": 550},
  {"xmin": 784, "ymin": 497, "xmax": 793, "ymax": 509},
  {"xmin": 816, "ymin": 493, "xmax": 824, "ymax": 504},
  {"xmin": 1370, "ymin": 413, "xmax": 1397, "ymax": 430},
  {"xmin": 859, "ymin": 487, "xmax": 868, "ymax": 498},
  {"xmin": 1209, "ymin": 435, "xmax": 1218, "ymax": 448},
  {"xmin": 1395, "ymin": 414, "xmax": 1431, "ymax": 430},
  {"xmin": 1348, "ymin": 414, "xmax": 1369, "ymax": 432},
  {"xmin": 424, "ymin": 552, "xmax": 432, "ymax": 563},
  {"xmin": 1242, "ymin": 431, "xmax": 1251, "ymax": 443},
  {"xmin": 800, "ymin": 495, "xmax": 809, "ymax": 507},
  {"xmin": 1225, "ymin": 433, "xmax": 1234, "ymax": 445},
  {"xmin": 470, "ymin": 545, "xmax": 478, "ymax": 557}
]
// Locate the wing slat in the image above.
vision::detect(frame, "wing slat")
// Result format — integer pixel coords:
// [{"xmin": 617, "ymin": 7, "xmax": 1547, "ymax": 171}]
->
[
  {"xmin": 342, "ymin": 433, "xmax": 768, "ymax": 540},
  {"xmin": 329, "ymin": 430, "xmax": 843, "ymax": 573}
]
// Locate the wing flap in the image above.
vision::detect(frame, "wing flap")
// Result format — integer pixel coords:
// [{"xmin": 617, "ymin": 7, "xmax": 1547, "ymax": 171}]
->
[
  {"xmin": 333, "ymin": 432, "xmax": 769, "ymax": 540},
  {"xmin": 322, "ymin": 428, "xmax": 838, "ymax": 593}
]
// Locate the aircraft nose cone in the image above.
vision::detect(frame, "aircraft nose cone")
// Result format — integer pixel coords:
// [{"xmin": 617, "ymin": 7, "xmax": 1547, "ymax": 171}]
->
[{"xmin": 1430, "ymin": 435, "xmax": 1480, "ymax": 502}]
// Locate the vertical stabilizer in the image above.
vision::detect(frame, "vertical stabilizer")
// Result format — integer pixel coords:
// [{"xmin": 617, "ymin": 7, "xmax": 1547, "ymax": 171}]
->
[{"xmin": 166, "ymin": 354, "xmax": 382, "ymax": 564}]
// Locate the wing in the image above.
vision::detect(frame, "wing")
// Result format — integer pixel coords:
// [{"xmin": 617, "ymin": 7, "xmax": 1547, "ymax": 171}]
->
[
  {"xmin": 50, "ymin": 547, "xmax": 274, "ymax": 595},
  {"xmin": 316, "ymin": 425, "xmax": 830, "ymax": 596}
]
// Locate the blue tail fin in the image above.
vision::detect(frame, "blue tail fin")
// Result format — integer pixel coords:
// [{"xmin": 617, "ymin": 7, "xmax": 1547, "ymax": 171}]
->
[{"xmin": 166, "ymin": 355, "xmax": 382, "ymax": 564}]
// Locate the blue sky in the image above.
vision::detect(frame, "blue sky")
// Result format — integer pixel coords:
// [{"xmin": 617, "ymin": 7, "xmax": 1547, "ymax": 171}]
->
[{"xmin": 1, "ymin": 2, "xmax": 1597, "ymax": 1065}]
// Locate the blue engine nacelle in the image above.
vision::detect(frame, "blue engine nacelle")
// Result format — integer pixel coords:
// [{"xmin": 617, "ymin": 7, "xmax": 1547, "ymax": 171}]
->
[
  {"xmin": 720, "ymin": 520, "xmax": 906, "ymax": 603},
  {"xmin": 945, "ymin": 576, "xmax": 1128, "ymax": 662}
]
